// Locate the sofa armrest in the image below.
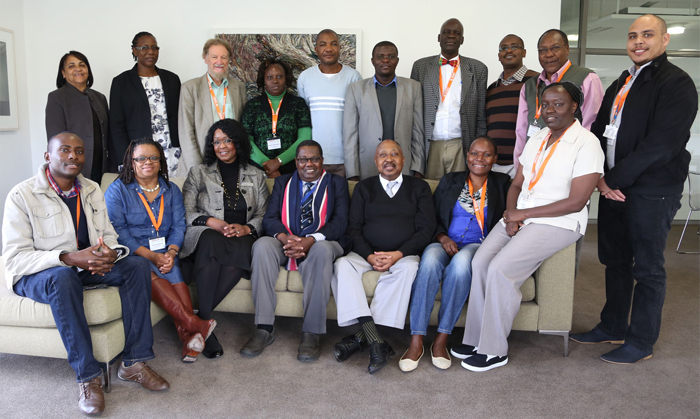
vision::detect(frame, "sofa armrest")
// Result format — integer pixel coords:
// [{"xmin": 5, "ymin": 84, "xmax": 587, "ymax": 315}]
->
[{"xmin": 534, "ymin": 243, "xmax": 576, "ymax": 331}]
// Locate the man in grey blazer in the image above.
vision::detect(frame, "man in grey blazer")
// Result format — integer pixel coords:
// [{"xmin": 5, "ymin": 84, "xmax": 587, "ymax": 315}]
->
[
  {"xmin": 411, "ymin": 18, "xmax": 488, "ymax": 180},
  {"xmin": 343, "ymin": 41, "xmax": 424, "ymax": 180},
  {"xmin": 178, "ymin": 38, "xmax": 247, "ymax": 176}
]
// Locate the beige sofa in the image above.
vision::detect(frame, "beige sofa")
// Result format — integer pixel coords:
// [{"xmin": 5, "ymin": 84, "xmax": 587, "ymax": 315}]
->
[{"xmin": 0, "ymin": 174, "xmax": 575, "ymax": 390}]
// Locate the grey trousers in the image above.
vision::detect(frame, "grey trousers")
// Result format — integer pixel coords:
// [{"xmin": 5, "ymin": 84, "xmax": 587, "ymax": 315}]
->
[
  {"xmin": 250, "ymin": 237, "xmax": 343, "ymax": 334},
  {"xmin": 462, "ymin": 222, "xmax": 581, "ymax": 356}
]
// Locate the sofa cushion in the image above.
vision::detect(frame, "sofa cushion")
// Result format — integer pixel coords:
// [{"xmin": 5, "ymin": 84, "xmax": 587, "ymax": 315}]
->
[{"xmin": 0, "ymin": 285, "xmax": 123, "ymax": 328}]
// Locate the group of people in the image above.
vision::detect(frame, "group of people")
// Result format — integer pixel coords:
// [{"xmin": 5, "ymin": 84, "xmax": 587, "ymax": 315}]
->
[{"xmin": 2, "ymin": 13, "xmax": 697, "ymax": 416}]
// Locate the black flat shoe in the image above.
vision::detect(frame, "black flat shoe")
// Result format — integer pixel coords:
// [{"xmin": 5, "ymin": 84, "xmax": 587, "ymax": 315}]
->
[
  {"xmin": 333, "ymin": 334, "xmax": 364, "ymax": 362},
  {"xmin": 368, "ymin": 341, "xmax": 395, "ymax": 374},
  {"xmin": 202, "ymin": 333, "xmax": 223, "ymax": 359}
]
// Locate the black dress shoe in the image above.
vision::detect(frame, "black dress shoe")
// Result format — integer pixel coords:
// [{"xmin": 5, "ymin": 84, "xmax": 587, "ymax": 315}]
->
[
  {"xmin": 297, "ymin": 332, "xmax": 321, "ymax": 362},
  {"xmin": 368, "ymin": 341, "xmax": 395, "ymax": 374},
  {"xmin": 202, "ymin": 333, "xmax": 223, "ymax": 359},
  {"xmin": 333, "ymin": 334, "xmax": 364, "ymax": 362},
  {"xmin": 240, "ymin": 329, "xmax": 275, "ymax": 357}
]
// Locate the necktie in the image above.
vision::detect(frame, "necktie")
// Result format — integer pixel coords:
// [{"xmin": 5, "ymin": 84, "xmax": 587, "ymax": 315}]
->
[
  {"xmin": 439, "ymin": 58, "xmax": 458, "ymax": 67},
  {"xmin": 386, "ymin": 181, "xmax": 397, "ymax": 198},
  {"xmin": 301, "ymin": 182, "xmax": 314, "ymax": 229}
]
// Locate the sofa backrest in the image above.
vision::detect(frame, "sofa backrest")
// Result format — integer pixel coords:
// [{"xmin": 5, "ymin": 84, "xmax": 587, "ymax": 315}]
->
[{"xmin": 101, "ymin": 173, "xmax": 440, "ymax": 196}]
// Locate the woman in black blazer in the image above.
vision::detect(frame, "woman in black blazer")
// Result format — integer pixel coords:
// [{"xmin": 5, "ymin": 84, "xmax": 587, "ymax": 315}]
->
[
  {"xmin": 46, "ymin": 51, "xmax": 114, "ymax": 181},
  {"xmin": 400, "ymin": 136, "xmax": 510, "ymax": 372},
  {"xmin": 110, "ymin": 31, "xmax": 181, "ymax": 174}
]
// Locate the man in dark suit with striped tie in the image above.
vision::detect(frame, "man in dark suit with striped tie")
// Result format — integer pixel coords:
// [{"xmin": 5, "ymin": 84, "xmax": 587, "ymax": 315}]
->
[{"xmin": 240, "ymin": 140, "xmax": 351, "ymax": 362}]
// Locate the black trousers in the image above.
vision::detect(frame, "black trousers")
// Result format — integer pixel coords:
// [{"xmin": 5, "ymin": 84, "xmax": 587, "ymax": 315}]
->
[{"xmin": 597, "ymin": 193, "xmax": 682, "ymax": 351}]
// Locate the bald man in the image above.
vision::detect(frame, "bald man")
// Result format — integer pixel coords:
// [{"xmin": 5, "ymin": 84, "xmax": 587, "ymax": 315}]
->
[
  {"xmin": 2, "ymin": 133, "xmax": 168, "ymax": 415},
  {"xmin": 331, "ymin": 140, "xmax": 435, "ymax": 374},
  {"xmin": 411, "ymin": 18, "xmax": 489, "ymax": 179},
  {"xmin": 571, "ymin": 14, "xmax": 698, "ymax": 364}
]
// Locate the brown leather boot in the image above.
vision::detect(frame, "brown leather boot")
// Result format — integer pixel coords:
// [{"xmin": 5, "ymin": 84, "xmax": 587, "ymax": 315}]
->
[
  {"xmin": 151, "ymin": 277, "xmax": 216, "ymax": 341},
  {"xmin": 176, "ymin": 325, "xmax": 203, "ymax": 362}
]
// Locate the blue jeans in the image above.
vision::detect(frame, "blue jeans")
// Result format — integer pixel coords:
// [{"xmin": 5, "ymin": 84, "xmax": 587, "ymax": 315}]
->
[
  {"xmin": 409, "ymin": 242, "xmax": 480, "ymax": 335},
  {"xmin": 13, "ymin": 256, "xmax": 155, "ymax": 382},
  {"xmin": 597, "ymin": 193, "xmax": 682, "ymax": 352}
]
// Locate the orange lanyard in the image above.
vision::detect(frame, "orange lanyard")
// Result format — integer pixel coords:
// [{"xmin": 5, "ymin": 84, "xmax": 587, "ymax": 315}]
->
[
  {"xmin": 528, "ymin": 122, "xmax": 575, "ymax": 193},
  {"xmin": 534, "ymin": 61, "xmax": 572, "ymax": 120},
  {"xmin": 208, "ymin": 83, "xmax": 227, "ymax": 120},
  {"xmin": 136, "ymin": 192, "xmax": 165, "ymax": 235},
  {"xmin": 468, "ymin": 178, "xmax": 487, "ymax": 235},
  {"xmin": 75, "ymin": 193, "xmax": 81, "ymax": 246},
  {"xmin": 612, "ymin": 75, "xmax": 633, "ymax": 122},
  {"xmin": 439, "ymin": 60, "xmax": 460, "ymax": 103},
  {"xmin": 268, "ymin": 97, "xmax": 284, "ymax": 135}
]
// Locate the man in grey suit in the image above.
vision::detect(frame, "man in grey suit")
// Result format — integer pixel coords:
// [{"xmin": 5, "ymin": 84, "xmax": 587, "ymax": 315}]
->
[
  {"xmin": 411, "ymin": 18, "xmax": 488, "ymax": 180},
  {"xmin": 343, "ymin": 41, "xmax": 424, "ymax": 180},
  {"xmin": 178, "ymin": 38, "xmax": 247, "ymax": 175}
]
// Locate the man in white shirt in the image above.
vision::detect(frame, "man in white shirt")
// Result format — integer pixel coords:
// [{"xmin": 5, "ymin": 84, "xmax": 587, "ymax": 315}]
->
[{"xmin": 411, "ymin": 18, "xmax": 489, "ymax": 180}]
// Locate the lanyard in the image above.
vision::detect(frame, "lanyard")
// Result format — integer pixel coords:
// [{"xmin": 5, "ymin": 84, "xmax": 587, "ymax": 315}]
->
[
  {"xmin": 528, "ymin": 122, "xmax": 575, "ymax": 193},
  {"xmin": 534, "ymin": 61, "xmax": 572, "ymax": 120},
  {"xmin": 439, "ymin": 59, "xmax": 460, "ymax": 103},
  {"xmin": 268, "ymin": 97, "xmax": 284, "ymax": 135},
  {"xmin": 611, "ymin": 75, "xmax": 633, "ymax": 123},
  {"xmin": 75, "ymin": 193, "xmax": 81, "ymax": 246},
  {"xmin": 136, "ymin": 192, "xmax": 165, "ymax": 235},
  {"xmin": 468, "ymin": 178, "xmax": 487, "ymax": 236},
  {"xmin": 208, "ymin": 83, "xmax": 227, "ymax": 120}
]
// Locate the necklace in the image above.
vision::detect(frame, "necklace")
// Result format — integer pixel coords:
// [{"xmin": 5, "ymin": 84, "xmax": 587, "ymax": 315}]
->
[
  {"xmin": 218, "ymin": 166, "xmax": 241, "ymax": 209},
  {"xmin": 138, "ymin": 183, "xmax": 160, "ymax": 193}
]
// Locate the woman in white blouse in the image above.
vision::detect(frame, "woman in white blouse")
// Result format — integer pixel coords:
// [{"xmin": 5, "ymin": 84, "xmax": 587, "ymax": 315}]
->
[{"xmin": 454, "ymin": 82, "xmax": 604, "ymax": 372}]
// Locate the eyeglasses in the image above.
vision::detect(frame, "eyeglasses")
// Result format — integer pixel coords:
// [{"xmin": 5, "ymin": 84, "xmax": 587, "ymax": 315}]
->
[
  {"xmin": 213, "ymin": 138, "xmax": 233, "ymax": 147},
  {"xmin": 296, "ymin": 157, "xmax": 322, "ymax": 164},
  {"xmin": 374, "ymin": 54, "xmax": 397, "ymax": 61},
  {"xmin": 133, "ymin": 45, "xmax": 160, "ymax": 51},
  {"xmin": 537, "ymin": 45, "xmax": 564, "ymax": 55},
  {"xmin": 499, "ymin": 45, "xmax": 523, "ymax": 52},
  {"xmin": 133, "ymin": 156, "xmax": 160, "ymax": 163}
]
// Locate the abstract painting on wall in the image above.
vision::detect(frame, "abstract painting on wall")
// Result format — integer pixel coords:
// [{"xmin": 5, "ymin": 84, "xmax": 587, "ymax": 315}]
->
[
  {"xmin": 211, "ymin": 29, "xmax": 361, "ymax": 100},
  {"xmin": 0, "ymin": 27, "xmax": 18, "ymax": 131}
]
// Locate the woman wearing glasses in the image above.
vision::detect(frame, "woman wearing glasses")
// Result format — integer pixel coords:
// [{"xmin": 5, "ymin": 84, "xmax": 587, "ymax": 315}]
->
[
  {"xmin": 104, "ymin": 138, "xmax": 216, "ymax": 363},
  {"xmin": 241, "ymin": 58, "xmax": 311, "ymax": 178},
  {"xmin": 110, "ymin": 31, "xmax": 181, "ymax": 176},
  {"xmin": 181, "ymin": 119, "xmax": 270, "ymax": 358}
]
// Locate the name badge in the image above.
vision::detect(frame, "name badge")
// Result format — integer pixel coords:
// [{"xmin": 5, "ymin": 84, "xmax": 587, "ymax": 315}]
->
[
  {"xmin": 149, "ymin": 236, "xmax": 166, "ymax": 251},
  {"xmin": 527, "ymin": 124, "xmax": 541, "ymax": 138},
  {"xmin": 519, "ymin": 194, "xmax": 536, "ymax": 209},
  {"xmin": 603, "ymin": 124, "xmax": 618, "ymax": 140},
  {"xmin": 267, "ymin": 136, "xmax": 281, "ymax": 150},
  {"xmin": 435, "ymin": 108, "xmax": 449, "ymax": 121}
]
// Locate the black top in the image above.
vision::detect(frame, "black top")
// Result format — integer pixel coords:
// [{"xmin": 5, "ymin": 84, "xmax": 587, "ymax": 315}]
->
[
  {"xmin": 219, "ymin": 159, "xmax": 247, "ymax": 225},
  {"xmin": 348, "ymin": 175, "xmax": 435, "ymax": 259},
  {"xmin": 590, "ymin": 53, "xmax": 698, "ymax": 195},
  {"xmin": 61, "ymin": 195, "xmax": 90, "ymax": 251},
  {"xmin": 376, "ymin": 82, "xmax": 397, "ymax": 140},
  {"xmin": 109, "ymin": 64, "xmax": 181, "ymax": 166}
]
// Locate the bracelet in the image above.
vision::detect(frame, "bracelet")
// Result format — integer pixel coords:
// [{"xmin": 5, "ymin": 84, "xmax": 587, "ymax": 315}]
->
[{"xmin": 277, "ymin": 157, "xmax": 283, "ymax": 165}]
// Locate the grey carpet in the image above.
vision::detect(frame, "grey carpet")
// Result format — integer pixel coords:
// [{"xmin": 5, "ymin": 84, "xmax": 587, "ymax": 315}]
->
[{"xmin": 1, "ymin": 225, "xmax": 697, "ymax": 418}]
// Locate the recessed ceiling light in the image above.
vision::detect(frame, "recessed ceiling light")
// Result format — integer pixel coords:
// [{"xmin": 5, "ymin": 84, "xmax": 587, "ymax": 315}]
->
[{"xmin": 668, "ymin": 26, "xmax": 685, "ymax": 34}]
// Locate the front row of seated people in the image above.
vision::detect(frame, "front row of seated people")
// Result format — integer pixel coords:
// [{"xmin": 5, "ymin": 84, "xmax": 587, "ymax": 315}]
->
[{"xmin": 2, "ymin": 82, "xmax": 603, "ymax": 414}]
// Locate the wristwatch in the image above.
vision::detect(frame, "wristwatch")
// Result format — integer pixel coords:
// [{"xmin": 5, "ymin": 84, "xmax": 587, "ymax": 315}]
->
[{"xmin": 277, "ymin": 157, "xmax": 283, "ymax": 165}]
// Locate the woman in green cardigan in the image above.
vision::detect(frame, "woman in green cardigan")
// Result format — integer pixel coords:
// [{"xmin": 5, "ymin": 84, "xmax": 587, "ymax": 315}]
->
[{"xmin": 241, "ymin": 59, "xmax": 312, "ymax": 178}]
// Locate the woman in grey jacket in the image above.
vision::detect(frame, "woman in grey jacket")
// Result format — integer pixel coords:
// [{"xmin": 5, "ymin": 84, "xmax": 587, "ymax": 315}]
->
[
  {"xmin": 181, "ymin": 118, "xmax": 270, "ymax": 358},
  {"xmin": 45, "ymin": 51, "xmax": 113, "ymax": 181}
]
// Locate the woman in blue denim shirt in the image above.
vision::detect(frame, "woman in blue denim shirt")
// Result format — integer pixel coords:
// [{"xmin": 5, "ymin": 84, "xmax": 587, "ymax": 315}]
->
[{"xmin": 105, "ymin": 138, "xmax": 215, "ymax": 363}]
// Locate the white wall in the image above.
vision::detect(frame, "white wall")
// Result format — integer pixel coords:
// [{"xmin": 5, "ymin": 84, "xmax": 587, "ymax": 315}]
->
[
  {"xmin": 21, "ymin": 0, "xmax": 559, "ymax": 170},
  {"xmin": 0, "ymin": 0, "xmax": 33, "ymax": 251}
]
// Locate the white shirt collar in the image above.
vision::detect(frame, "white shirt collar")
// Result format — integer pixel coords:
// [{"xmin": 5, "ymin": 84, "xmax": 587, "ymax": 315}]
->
[{"xmin": 378, "ymin": 173, "xmax": 403, "ymax": 197}]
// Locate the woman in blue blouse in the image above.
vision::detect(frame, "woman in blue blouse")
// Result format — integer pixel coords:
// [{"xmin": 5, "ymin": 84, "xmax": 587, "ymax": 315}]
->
[
  {"xmin": 105, "ymin": 138, "xmax": 215, "ymax": 363},
  {"xmin": 400, "ymin": 137, "xmax": 510, "ymax": 371}
]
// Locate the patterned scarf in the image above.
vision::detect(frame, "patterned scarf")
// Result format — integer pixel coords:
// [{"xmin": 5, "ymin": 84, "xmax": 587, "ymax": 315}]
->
[
  {"xmin": 457, "ymin": 181, "xmax": 488, "ymax": 215},
  {"xmin": 280, "ymin": 170, "xmax": 331, "ymax": 270}
]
